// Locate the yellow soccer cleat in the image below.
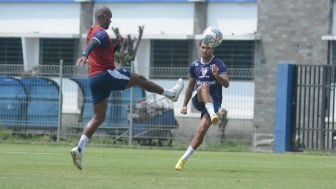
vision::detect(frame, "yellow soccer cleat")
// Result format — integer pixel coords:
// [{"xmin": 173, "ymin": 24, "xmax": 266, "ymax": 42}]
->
[
  {"xmin": 210, "ymin": 113, "xmax": 220, "ymax": 125},
  {"xmin": 175, "ymin": 158, "xmax": 186, "ymax": 171}
]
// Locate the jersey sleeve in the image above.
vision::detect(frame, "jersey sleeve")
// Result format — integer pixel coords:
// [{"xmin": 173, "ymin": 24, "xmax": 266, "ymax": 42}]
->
[
  {"xmin": 189, "ymin": 63, "xmax": 196, "ymax": 79},
  {"xmin": 92, "ymin": 29, "xmax": 110, "ymax": 48},
  {"xmin": 217, "ymin": 60, "xmax": 228, "ymax": 75}
]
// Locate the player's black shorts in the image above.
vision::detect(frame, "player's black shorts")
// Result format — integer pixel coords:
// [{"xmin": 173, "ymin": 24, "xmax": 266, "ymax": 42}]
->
[
  {"xmin": 192, "ymin": 94, "xmax": 221, "ymax": 118},
  {"xmin": 89, "ymin": 69, "xmax": 131, "ymax": 104}
]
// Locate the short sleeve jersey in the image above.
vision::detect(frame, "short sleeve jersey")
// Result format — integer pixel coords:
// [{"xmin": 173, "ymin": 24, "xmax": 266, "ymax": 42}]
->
[
  {"xmin": 87, "ymin": 26, "xmax": 115, "ymax": 76},
  {"xmin": 189, "ymin": 57, "xmax": 228, "ymax": 102}
]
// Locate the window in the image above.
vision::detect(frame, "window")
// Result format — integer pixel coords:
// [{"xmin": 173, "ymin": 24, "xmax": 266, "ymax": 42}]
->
[
  {"xmin": 0, "ymin": 38, "xmax": 23, "ymax": 65},
  {"xmin": 214, "ymin": 40, "xmax": 254, "ymax": 68},
  {"xmin": 149, "ymin": 39, "xmax": 255, "ymax": 80},
  {"xmin": 215, "ymin": 40, "xmax": 255, "ymax": 80},
  {"xmin": 150, "ymin": 39, "xmax": 192, "ymax": 79},
  {"xmin": 40, "ymin": 38, "xmax": 79, "ymax": 65},
  {"xmin": 151, "ymin": 39, "xmax": 192, "ymax": 67}
]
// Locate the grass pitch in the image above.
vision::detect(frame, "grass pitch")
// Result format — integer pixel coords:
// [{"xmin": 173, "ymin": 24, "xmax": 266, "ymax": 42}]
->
[{"xmin": 0, "ymin": 143, "xmax": 336, "ymax": 189}]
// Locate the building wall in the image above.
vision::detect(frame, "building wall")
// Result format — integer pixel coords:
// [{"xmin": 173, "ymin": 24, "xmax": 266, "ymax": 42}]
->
[
  {"xmin": 102, "ymin": 2, "xmax": 194, "ymax": 38},
  {"xmin": 208, "ymin": 2, "xmax": 257, "ymax": 36},
  {"xmin": 255, "ymin": 0, "xmax": 332, "ymax": 132},
  {"xmin": 0, "ymin": 1, "xmax": 257, "ymax": 38},
  {"xmin": 0, "ymin": 3, "xmax": 81, "ymax": 36}
]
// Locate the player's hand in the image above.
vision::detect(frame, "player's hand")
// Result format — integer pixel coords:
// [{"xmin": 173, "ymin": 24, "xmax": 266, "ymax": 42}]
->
[
  {"xmin": 180, "ymin": 106, "xmax": 188, "ymax": 114},
  {"xmin": 76, "ymin": 56, "xmax": 89, "ymax": 66},
  {"xmin": 211, "ymin": 64, "xmax": 219, "ymax": 76}
]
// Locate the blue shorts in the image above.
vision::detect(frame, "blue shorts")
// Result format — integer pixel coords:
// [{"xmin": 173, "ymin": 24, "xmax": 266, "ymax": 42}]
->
[
  {"xmin": 192, "ymin": 95, "xmax": 221, "ymax": 118},
  {"xmin": 89, "ymin": 69, "xmax": 131, "ymax": 104}
]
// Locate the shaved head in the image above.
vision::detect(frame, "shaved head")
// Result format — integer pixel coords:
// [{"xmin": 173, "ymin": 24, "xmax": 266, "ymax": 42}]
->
[
  {"xmin": 94, "ymin": 6, "xmax": 112, "ymax": 29},
  {"xmin": 95, "ymin": 6, "xmax": 112, "ymax": 20}
]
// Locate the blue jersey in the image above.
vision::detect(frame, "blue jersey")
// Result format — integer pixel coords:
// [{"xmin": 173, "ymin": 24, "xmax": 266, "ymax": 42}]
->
[{"xmin": 189, "ymin": 56, "xmax": 228, "ymax": 103}]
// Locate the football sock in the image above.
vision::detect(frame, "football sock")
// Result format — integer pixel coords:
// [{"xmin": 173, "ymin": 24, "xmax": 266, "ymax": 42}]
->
[
  {"xmin": 77, "ymin": 135, "xmax": 89, "ymax": 153},
  {"xmin": 181, "ymin": 145, "xmax": 195, "ymax": 161},
  {"xmin": 162, "ymin": 89, "xmax": 175, "ymax": 98},
  {"xmin": 205, "ymin": 103, "xmax": 215, "ymax": 116}
]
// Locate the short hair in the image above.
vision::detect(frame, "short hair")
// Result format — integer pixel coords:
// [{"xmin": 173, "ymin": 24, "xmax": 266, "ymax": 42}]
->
[{"xmin": 199, "ymin": 40, "xmax": 213, "ymax": 49}]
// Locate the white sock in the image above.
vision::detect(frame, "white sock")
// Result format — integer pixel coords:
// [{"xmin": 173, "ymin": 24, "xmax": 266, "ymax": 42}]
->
[
  {"xmin": 181, "ymin": 145, "xmax": 195, "ymax": 161},
  {"xmin": 162, "ymin": 89, "xmax": 175, "ymax": 98},
  {"xmin": 77, "ymin": 135, "xmax": 89, "ymax": 153},
  {"xmin": 205, "ymin": 103, "xmax": 215, "ymax": 115}
]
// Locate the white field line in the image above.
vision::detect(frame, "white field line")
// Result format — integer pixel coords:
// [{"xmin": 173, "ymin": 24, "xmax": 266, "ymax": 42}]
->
[
  {"xmin": 324, "ymin": 164, "xmax": 336, "ymax": 167},
  {"xmin": 1, "ymin": 151, "xmax": 64, "ymax": 156}
]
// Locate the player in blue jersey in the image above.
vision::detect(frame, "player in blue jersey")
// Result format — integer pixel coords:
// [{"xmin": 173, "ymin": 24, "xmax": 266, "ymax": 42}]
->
[{"xmin": 175, "ymin": 40, "xmax": 229, "ymax": 171}]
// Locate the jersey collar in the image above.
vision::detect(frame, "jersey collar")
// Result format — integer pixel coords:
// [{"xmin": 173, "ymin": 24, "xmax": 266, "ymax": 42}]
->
[{"xmin": 200, "ymin": 55, "xmax": 214, "ymax": 65}]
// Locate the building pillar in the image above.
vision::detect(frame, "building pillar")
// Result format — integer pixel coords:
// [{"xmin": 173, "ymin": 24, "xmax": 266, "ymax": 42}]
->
[
  {"xmin": 78, "ymin": 1, "xmax": 93, "ymax": 56},
  {"xmin": 192, "ymin": 1, "xmax": 207, "ymax": 60},
  {"xmin": 21, "ymin": 37, "xmax": 39, "ymax": 72}
]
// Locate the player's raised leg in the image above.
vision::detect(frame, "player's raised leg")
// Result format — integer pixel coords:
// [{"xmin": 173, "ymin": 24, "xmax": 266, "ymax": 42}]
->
[
  {"xmin": 127, "ymin": 73, "xmax": 184, "ymax": 102},
  {"xmin": 197, "ymin": 84, "xmax": 220, "ymax": 125}
]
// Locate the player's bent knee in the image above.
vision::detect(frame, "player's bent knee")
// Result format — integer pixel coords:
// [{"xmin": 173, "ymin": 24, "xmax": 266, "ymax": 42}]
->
[{"xmin": 198, "ymin": 84, "xmax": 210, "ymax": 93}]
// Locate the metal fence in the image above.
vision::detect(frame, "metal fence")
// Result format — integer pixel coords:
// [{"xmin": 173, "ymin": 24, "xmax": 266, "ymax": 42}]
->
[
  {"xmin": 294, "ymin": 65, "xmax": 336, "ymax": 151},
  {"xmin": 0, "ymin": 64, "xmax": 256, "ymax": 148}
]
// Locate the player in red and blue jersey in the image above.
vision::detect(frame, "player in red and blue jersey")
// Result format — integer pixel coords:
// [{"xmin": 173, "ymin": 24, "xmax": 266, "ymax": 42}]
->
[
  {"xmin": 71, "ymin": 6, "xmax": 184, "ymax": 170},
  {"xmin": 175, "ymin": 40, "xmax": 229, "ymax": 171}
]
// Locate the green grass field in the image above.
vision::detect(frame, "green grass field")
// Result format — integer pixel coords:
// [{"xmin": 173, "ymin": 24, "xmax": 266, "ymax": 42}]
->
[{"xmin": 0, "ymin": 143, "xmax": 336, "ymax": 189}]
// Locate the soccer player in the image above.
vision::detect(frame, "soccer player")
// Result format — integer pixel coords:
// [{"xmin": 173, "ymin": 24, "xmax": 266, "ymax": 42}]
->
[
  {"xmin": 71, "ymin": 5, "xmax": 184, "ymax": 170},
  {"xmin": 175, "ymin": 41, "xmax": 229, "ymax": 171}
]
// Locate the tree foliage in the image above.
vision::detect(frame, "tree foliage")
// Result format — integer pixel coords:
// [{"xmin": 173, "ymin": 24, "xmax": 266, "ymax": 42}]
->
[{"xmin": 112, "ymin": 26, "xmax": 144, "ymax": 67}]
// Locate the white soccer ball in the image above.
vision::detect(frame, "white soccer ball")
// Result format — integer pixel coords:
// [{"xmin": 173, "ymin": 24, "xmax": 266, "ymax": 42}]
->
[{"xmin": 201, "ymin": 26, "xmax": 223, "ymax": 48}]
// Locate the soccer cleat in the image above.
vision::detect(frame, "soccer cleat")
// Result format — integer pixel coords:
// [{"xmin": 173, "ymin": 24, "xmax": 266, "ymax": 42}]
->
[
  {"xmin": 169, "ymin": 78, "xmax": 184, "ymax": 102},
  {"xmin": 175, "ymin": 158, "xmax": 186, "ymax": 171},
  {"xmin": 70, "ymin": 147, "xmax": 82, "ymax": 170},
  {"xmin": 218, "ymin": 108, "xmax": 227, "ymax": 119},
  {"xmin": 210, "ymin": 113, "xmax": 220, "ymax": 125}
]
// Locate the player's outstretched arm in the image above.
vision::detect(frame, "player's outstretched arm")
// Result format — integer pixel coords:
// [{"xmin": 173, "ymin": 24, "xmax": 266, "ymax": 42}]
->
[
  {"xmin": 181, "ymin": 78, "xmax": 195, "ymax": 114},
  {"xmin": 76, "ymin": 38, "xmax": 100, "ymax": 66}
]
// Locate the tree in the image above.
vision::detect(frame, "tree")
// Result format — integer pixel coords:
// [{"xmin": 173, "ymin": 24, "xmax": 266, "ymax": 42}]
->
[{"xmin": 112, "ymin": 26, "xmax": 144, "ymax": 67}]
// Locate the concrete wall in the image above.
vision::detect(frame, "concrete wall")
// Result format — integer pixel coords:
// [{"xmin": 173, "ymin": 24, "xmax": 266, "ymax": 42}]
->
[
  {"xmin": 255, "ymin": 0, "xmax": 332, "ymax": 132},
  {"xmin": 0, "ymin": 3, "xmax": 80, "ymax": 36},
  {"xmin": 0, "ymin": 2, "xmax": 257, "ymax": 38},
  {"xmin": 208, "ymin": 2, "xmax": 257, "ymax": 36}
]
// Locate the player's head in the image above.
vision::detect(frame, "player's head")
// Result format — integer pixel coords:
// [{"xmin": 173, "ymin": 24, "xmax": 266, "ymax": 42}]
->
[
  {"xmin": 95, "ymin": 6, "xmax": 112, "ymax": 29},
  {"xmin": 199, "ymin": 41, "xmax": 214, "ymax": 59}
]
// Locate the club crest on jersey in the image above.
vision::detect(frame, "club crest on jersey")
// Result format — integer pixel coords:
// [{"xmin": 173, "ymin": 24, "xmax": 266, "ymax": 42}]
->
[{"xmin": 200, "ymin": 67, "xmax": 210, "ymax": 78}]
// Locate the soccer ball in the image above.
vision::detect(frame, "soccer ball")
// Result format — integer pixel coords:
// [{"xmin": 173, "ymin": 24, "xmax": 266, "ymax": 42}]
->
[{"xmin": 201, "ymin": 26, "xmax": 223, "ymax": 48}]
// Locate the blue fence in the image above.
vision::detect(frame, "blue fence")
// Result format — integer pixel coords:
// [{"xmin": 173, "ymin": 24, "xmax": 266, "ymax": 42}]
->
[
  {"xmin": 20, "ymin": 78, "xmax": 60, "ymax": 128},
  {"xmin": 0, "ymin": 76, "xmax": 27, "ymax": 127},
  {"xmin": 0, "ymin": 76, "xmax": 59, "ymax": 129}
]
